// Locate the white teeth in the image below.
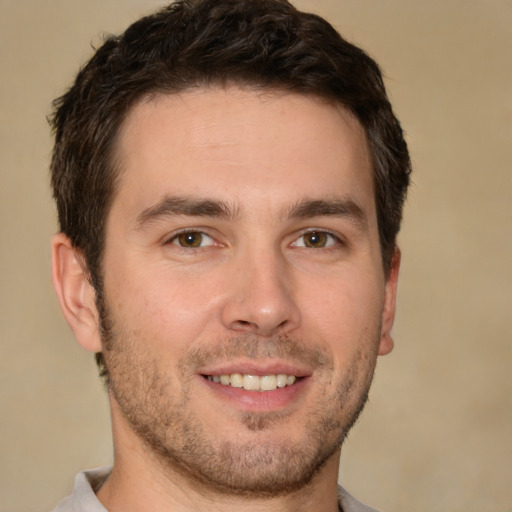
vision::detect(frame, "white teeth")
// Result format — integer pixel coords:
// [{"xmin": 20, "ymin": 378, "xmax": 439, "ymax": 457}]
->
[
  {"xmin": 260, "ymin": 375, "xmax": 277, "ymax": 391},
  {"xmin": 276, "ymin": 374, "xmax": 287, "ymax": 388},
  {"xmin": 230, "ymin": 373, "xmax": 243, "ymax": 388},
  {"xmin": 206, "ymin": 373, "xmax": 299, "ymax": 391},
  {"xmin": 243, "ymin": 374, "xmax": 260, "ymax": 390}
]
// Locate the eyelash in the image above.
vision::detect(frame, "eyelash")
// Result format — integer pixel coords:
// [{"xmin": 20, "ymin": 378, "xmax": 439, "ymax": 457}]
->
[
  {"xmin": 164, "ymin": 229, "xmax": 342, "ymax": 250},
  {"xmin": 165, "ymin": 229, "xmax": 216, "ymax": 249},
  {"xmin": 291, "ymin": 230, "xmax": 342, "ymax": 249}
]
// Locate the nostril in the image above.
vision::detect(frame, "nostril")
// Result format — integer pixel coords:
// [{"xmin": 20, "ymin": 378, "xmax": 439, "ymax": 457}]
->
[
  {"xmin": 233, "ymin": 320, "xmax": 255, "ymax": 330},
  {"xmin": 221, "ymin": 291, "xmax": 301, "ymax": 336}
]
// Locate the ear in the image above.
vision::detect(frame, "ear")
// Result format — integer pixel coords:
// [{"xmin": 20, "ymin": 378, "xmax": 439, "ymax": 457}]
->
[
  {"xmin": 51, "ymin": 233, "xmax": 102, "ymax": 353},
  {"xmin": 378, "ymin": 247, "xmax": 401, "ymax": 356}
]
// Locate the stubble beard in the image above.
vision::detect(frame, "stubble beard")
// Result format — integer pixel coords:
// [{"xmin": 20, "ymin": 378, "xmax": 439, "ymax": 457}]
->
[{"xmin": 97, "ymin": 297, "xmax": 379, "ymax": 498}]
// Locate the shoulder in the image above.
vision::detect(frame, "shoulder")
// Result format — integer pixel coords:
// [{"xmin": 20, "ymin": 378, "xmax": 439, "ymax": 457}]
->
[
  {"xmin": 51, "ymin": 468, "xmax": 110, "ymax": 512},
  {"xmin": 338, "ymin": 486, "xmax": 383, "ymax": 512}
]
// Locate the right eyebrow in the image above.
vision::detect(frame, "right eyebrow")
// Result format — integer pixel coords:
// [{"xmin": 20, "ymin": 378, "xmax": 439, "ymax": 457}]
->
[{"xmin": 134, "ymin": 195, "xmax": 239, "ymax": 229}]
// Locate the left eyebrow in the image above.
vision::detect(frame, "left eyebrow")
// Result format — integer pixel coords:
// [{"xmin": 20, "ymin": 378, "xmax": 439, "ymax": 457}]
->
[{"xmin": 287, "ymin": 198, "xmax": 368, "ymax": 231}]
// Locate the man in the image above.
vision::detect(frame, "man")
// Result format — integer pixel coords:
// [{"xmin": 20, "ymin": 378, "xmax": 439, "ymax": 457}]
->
[{"xmin": 50, "ymin": 0, "xmax": 411, "ymax": 510}]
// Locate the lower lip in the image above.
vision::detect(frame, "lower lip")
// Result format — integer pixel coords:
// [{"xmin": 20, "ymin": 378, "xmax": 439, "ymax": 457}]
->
[{"xmin": 200, "ymin": 376, "xmax": 309, "ymax": 412}]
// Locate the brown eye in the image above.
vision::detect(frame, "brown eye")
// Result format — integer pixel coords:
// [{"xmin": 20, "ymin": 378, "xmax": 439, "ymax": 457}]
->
[
  {"xmin": 303, "ymin": 231, "xmax": 329, "ymax": 248},
  {"xmin": 175, "ymin": 232, "xmax": 204, "ymax": 248}
]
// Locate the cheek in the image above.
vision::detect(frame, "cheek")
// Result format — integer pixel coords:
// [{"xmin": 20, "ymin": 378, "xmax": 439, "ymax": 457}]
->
[
  {"xmin": 300, "ymin": 268, "xmax": 385, "ymax": 353},
  {"xmin": 301, "ymin": 269, "xmax": 384, "ymax": 322},
  {"xmin": 105, "ymin": 261, "xmax": 223, "ymax": 347}
]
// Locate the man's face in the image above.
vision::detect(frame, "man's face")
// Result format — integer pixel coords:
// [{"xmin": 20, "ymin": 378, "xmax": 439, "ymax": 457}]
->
[{"xmin": 97, "ymin": 86, "xmax": 398, "ymax": 495}]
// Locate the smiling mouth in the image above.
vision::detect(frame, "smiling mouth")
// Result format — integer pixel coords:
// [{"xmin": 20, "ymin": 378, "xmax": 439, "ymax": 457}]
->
[{"xmin": 203, "ymin": 373, "xmax": 299, "ymax": 392}]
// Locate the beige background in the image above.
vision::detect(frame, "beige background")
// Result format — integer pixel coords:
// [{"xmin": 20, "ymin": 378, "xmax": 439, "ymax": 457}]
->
[{"xmin": 1, "ymin": 1, "xmax": 510, "ymax": 511}]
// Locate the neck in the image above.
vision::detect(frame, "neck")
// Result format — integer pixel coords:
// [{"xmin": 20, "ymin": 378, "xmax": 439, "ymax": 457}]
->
[
  {"xmin": 98, "ymin": 460, "xmax": 341, "ymax": 512},
  {"xmin": 97, "ymin": 401, "xmax": 341, "ymax": 512}
]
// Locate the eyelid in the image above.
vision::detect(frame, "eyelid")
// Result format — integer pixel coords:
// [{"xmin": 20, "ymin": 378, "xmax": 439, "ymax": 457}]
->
[
  {"xmin": 290, "ymin": 229, "xmax": 343, "ymax": 248},
  {"xmin": 163, "ymin": 228, "xmax": 219, "ymax": 248}
]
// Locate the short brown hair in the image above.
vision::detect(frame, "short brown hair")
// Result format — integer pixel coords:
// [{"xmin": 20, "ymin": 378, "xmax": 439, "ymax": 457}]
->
[{"xmin": 50, "ymin": 0, "xmax": 411, "ymax": 291}]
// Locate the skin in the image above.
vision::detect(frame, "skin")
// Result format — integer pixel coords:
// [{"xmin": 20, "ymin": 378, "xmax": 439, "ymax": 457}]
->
[{"xmin": 52, "ymin": 86, "xmax": 400, "ymax": 512}]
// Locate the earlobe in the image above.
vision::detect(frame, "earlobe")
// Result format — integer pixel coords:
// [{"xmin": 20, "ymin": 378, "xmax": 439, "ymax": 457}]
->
[
  {"xmin": 51, "ymin": 233, "xmax": 102, "ymax": 353},
  {"xmin": 378, "ymin": 247, "xmax": 401, "ymax": 356}
]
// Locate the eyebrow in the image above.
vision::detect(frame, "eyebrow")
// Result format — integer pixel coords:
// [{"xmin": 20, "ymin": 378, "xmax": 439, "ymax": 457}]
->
[
  {"xmin": 288, "ymin": 198, "xmax": 368, "ymax": 230},
  {"xmin": 135, "ymin": 195, "xmax": 368, "ymax": 231},
  {"xmin": 135, "ymin": 196, "xmax": 239, "ymax": 229}
]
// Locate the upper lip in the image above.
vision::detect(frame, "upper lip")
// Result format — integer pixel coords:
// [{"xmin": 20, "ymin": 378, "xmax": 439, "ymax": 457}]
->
[{"xmin": 198, "ymin": 360, "xmax": 312, "ymax": 378}]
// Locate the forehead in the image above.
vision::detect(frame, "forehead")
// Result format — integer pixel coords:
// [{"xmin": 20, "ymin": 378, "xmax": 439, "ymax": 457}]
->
[{"xmin": 112, "ymin": 86, "xmax": 374, "ymax": 218}]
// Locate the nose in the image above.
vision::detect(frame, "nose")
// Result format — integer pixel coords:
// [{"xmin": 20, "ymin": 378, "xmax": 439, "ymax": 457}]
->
[{"xmin": 220, "ymin": 248, "xmax": 301, "ymax": 337}]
